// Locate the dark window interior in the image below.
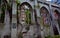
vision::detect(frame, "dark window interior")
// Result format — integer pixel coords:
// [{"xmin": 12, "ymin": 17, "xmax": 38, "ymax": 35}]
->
[
  {"xmin": 53, "ymin": 25, "xmax": 59, "ymax": 35},
  {"xmin": 53, "ymin": 10, "xmax": 60, "ymax": 35},
  {"xmin": 54, "ymin": 10, "xmax": 60, "ymax": 29}
]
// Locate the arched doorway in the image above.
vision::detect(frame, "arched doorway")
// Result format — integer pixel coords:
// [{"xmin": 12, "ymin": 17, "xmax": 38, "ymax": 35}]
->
[
  {"xmin": 40, "ymin": 7, "xmax": 50, "ymax": 36},
  {"xmin": 53, "ymin": 10, "xmax": 60, "ymax": 35}
]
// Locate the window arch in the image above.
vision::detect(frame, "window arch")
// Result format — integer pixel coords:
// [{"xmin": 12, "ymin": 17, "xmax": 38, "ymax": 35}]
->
[
  {"xmin": 40, "ymin": 7, "xmax": 51, "ymax": 36},
  {"xmin": 40, "ymin": 7, "xmax": 50, "ymax": 26},
  {"xmin": 18, "ymin": 2, "xmax": 32, "ymax": 25}
]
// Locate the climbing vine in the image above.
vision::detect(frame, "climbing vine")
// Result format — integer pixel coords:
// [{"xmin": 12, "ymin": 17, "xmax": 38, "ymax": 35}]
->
[{"xmin": 25, "ymin": 9, "xmax": 31, "ymax": 24}]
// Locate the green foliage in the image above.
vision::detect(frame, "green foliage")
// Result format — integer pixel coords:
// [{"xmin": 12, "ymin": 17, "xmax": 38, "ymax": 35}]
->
[
  {"xmin": 45, "ymin": 35, "xmax": 60, "ymax": 38},
  {"xmin": 45, "ymin": 35, "xmax": 52, "ymax": 38},
  {"xmin": 0, "ymin": 0, "xmax": 11, "ymax": 23},
  {"xmin": 0, "ymin": 4, "xmax": 5, "ymax": 23},
  {"xmin": 16, "ymin": 0, "xmax": 20, "ymax": 5},
  {"xmin": 1, "ymin": 5, "xmax": 6, "ymax": 13},
  {"xmin": 16, "ymin": 0, "xmax": 19, "ymax": 3},
  {"xmin": 25, "ymin": 10, "xmax": 31, "ymax": 24},
  {"xmin": 53, "ymin": 35, "xmax": 60, "ymax": 38},
  {"xmin": 7, "ymin": 3, "xmax": 11, "ymax": 10}
]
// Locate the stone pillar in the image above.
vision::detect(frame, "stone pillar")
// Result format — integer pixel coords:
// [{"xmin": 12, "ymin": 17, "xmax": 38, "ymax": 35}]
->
[
  {"xmin": 49, "ymin": 4, "xmax": 55, "ymax": 36},
  {"xmin": 11, "ymin": 0, "xmax": 17, "ymax": 38}
]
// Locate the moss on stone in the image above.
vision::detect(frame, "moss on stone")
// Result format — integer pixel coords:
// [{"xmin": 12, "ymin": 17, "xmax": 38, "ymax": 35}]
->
[{"xmin": 45, "ymin": 35, "xmax": 60, "ymax": 38}]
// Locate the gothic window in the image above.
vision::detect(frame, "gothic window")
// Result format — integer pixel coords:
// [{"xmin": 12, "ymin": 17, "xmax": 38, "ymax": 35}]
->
[
  {"xmin": 52, "ymin": 10, "xmax": 60, "ymax": 35},
  {"xmin": 40, "ymin": 7, "xmax": 51, "ymax": 36},
  {"xmin": 18, "ymin": 3, "xmax": 32, "ymax": 25},
  {"xmin": 40, "ymin": 7, "xmax": 50, "ymax": 26}
]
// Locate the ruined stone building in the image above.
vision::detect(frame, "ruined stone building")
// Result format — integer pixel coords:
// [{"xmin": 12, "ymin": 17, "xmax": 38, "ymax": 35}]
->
[{"xmin": 0, "ymin": 0, "xmax": 60, "ymax": 38}]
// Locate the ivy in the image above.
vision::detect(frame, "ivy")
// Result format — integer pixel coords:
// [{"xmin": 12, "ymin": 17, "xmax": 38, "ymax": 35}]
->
[
  {"xmin": 16, "ymin": 0, "xmax": 20, "ymax": 5},
  {"xmin": 1, "ymin": 5, "xmax": 6, "ymax": 13},
  {"xmin": 54, "ymin": 35, "xmax": 60, "ymax": 38},
  {"xmin": 0, "ymin": 3, "xmax": 6, "ymax": 23},
  {"xmin": 6, "ymin": 1, "xmax": 11, "ymax": 11},
  {"xmin": 0, "ymin": 0, "xmax": 11, "ymax": 23},
  {"xmin": 25, "ymin": 10, "xmax": 31, "ymax": 24}
]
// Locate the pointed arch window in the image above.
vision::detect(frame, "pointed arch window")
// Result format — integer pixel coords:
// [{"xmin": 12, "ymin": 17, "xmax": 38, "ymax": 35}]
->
[
  {"xmin": 40, "ymin": 7, "xmax": 50, "ymax": 26},
  {"xmin": 18, "ymin": 3, "xmax": 32, "ymax": 25}
]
